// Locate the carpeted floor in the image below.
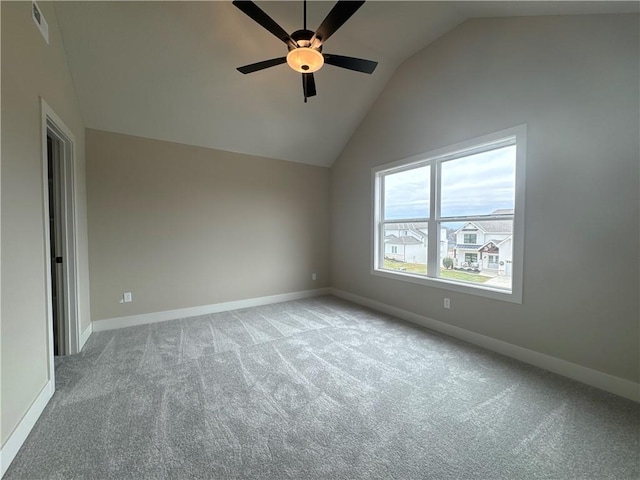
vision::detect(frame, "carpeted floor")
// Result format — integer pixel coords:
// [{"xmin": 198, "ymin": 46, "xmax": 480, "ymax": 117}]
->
[{"xmin": 5, "ymin": 295, "xmax": 639, "ymax": 479}]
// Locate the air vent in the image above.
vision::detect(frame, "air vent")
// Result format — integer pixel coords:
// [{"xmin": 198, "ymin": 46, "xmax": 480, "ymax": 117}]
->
[{"xmin": 32, "ymin": 1, "xmax": 49, "ymax": 44}]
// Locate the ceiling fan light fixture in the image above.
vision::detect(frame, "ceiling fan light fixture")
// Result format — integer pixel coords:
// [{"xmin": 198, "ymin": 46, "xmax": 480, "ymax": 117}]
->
[{"xmin": 286, "ymin": 47, "xmax": 324, "ymax": 73}]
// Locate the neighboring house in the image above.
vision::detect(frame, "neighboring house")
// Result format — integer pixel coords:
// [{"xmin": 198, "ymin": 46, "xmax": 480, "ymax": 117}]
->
[
  {"xmin": 384, "ymin": 223, "xmax": 447, "ymax": 265},
  {"xmin": 478, "ymin": 237, "xmax": 513, "ymax": 276},
  {"xmin": 453, "ymin": 210, "xmax": 513, "ymax": 275}
]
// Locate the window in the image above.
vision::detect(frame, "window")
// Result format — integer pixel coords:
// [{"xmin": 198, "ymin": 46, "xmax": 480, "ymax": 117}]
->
[
  {"xmin": 463, "ymin": 233, "xmax": 477, "ymax": 244},
  {"xmin": 391, "ymin": 246, "xmax": 398, "ymax": 254},
  {"xmin": 372, "ymin": 126, "xmax": 526, "ymax": 303},
  {"xmin": 464, "ymin": 253, "xmax": 478, "ymax": 264}
]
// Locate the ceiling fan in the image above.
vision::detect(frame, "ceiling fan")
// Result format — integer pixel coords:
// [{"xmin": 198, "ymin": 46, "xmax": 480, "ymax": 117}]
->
[{"xmin": 232, "ymin": 0, "xmax": 378, "ymax": 103}]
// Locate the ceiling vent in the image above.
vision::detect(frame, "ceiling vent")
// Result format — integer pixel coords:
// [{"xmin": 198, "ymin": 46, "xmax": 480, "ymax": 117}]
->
[{"xmin": 32, "ymin": 1, "xmax": 49, "ymax": 44}]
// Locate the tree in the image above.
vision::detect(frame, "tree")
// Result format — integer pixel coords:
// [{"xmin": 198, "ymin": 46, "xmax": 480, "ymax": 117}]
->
[{"xmin": 442, "ymin": 257, "xmax": 454, "ymax": 269}]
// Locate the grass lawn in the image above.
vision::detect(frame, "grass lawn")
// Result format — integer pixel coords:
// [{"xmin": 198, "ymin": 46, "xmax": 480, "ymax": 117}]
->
[
  {"xmin": 440, "ymin": 269, "xmax": 492, "ymax": 283},
  {"xmin": 383, "ymin": 258, "xmax": 427, "ymax": 274},
  {"xmin": 383, "ymin": 258, "xmax": 492, "ymax": 284}
]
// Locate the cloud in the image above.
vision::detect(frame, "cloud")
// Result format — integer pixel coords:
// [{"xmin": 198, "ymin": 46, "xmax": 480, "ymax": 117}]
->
[
  {"xmin": 383, "ymin": 146, "xmax": 515, "ymax": 220},
  {"xmin": 384, "ymin": 165, "xmax": 430, "ymax": 219}
]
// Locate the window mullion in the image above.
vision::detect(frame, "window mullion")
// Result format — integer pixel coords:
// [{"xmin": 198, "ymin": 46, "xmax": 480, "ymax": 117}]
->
[
  {"xmin": 427, "ymin": 161, "xmax": 439, "ymax": 277},
  {"xmin": 377, "ymin": 174, "xmax": 385, "ymax": 269}
]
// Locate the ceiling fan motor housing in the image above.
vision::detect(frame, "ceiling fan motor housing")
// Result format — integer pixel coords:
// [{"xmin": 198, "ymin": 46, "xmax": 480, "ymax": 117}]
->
[{"xmin": 289, "ymin": 30, "xmax": 322, "ymax": 51}]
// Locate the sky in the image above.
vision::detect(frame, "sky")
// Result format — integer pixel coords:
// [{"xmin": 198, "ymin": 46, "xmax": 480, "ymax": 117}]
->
[{"xmin": 384, "ymin": 145, "xmax": 516, "ymax": 221}]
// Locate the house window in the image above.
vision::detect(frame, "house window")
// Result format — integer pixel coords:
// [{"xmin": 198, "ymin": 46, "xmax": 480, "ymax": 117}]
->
[
  {"xmin": 391, "ymin": 246, "xmax": 398, "ymax": 254},
  {"xmin": 372, "ymin": 125, "xmax": 526, "ymax": 303},
  {"xmin": 464, "ymin": 253, "xmax": 478, "ymax": 264},
  {"xmin": 463, "ymin": 234, "xmax": 477, "ymax": 244}
]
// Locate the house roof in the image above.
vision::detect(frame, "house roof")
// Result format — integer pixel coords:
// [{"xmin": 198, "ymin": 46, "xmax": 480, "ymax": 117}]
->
[
  {"xmin": 455, "ymin": 209, "xmax": 514, "ymax": 234},
  {"xmin": 454, "ymin": 244, "xmax": 482, "ymax": 250},
  {"xmin": 472, "ymin": 220, "xmax": 513, "ymax": 233},
  {"xmin": 385, "ymin": 223, "xmax": 427, "ymax": 242},
  {"xmin": 491, "ymin": 209, "xmax": 515, "ymax": 215},
  {"xmin": 385, "ymin": 223, "xmax": 428, "ymax": 230},
  {"xmin": 386, "ymin": 236, "xmax": 423, "ymax": 246},
  {"xmin": 457, "ymin": 222, "xmax": 511, "ymax": 236}
]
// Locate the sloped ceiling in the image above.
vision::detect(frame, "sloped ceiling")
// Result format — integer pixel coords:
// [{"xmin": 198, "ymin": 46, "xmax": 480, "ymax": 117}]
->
[{"xmin": 54, "ymin": 1, "xmax": 638, "ymax": 167}]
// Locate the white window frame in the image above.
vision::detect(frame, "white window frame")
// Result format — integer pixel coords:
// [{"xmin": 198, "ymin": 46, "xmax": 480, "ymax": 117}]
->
[
  {"xmin": 463, "ymin": 233, "xmax": 477, "ymax": 245},
  {"xmin": 372, "ymin": 125, "xmax": 526, "ymax": 303}
]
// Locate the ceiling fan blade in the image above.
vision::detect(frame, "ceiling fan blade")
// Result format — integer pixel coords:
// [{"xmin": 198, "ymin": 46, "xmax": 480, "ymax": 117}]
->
[
  {"xmin": 323, "ymin": 54, "xmax": 378, "ymax": 74},
  {"xmin": 232, "ymin": 1, "xmax": 296, "ymax": 48},
  {"xmin": 302, "ymin": 73, "xmax": 316, "ymax": 102},
  {"xmin": 237, "ymin": 57, "xmax": 287, "ymax": 74},
  {"xmin": 314, "ymin": 1, "xmax": 365, "ymax": 44}
]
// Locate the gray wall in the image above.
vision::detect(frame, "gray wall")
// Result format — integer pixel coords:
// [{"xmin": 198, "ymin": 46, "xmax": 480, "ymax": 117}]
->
[
  {"xmin": 331, "ymin": 15, "xmax": 639, "ymax": 382},
  {"xmin": 86, "ymin": 129, "xmax": 330, "ymax": 322},
  {"xmin": 1, "ymin": 2, "xmax": 91, "ymax": 446}
]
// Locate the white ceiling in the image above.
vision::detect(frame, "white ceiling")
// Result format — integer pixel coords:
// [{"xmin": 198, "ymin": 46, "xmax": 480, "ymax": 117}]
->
[{"xmin": 54, "ymin": 1, "xmax": 638, "ymax": 167}]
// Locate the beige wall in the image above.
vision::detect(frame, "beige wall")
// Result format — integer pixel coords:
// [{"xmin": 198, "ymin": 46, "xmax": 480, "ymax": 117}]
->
[
  {"xmin": 1, "ymin": 2, "xmax": 90, "ymax": 445},
  {"xmin": 331, "ymin": 15, "xmax": 639, "ymax": 382},
  {"xmin": 1, "ymin": 5, "xmax": 636, "ymax": 456},
  {"xmin": 86, "ymin": 129, "xmax": 330, "ymax": 322}
]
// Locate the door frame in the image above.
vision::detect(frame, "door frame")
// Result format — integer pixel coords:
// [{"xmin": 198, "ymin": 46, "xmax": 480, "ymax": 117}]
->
[{"xmin": 40, "ymin": 98, "xmax": 80, "ymax": 381}]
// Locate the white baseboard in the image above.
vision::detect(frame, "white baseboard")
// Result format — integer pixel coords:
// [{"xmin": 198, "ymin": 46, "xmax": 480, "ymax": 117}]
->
[
  {"xmin": 93, "ymin": 288, "xmax": 332, "ymax": 332},
  {"xmin": 330, "ymin": 288, "xmax": 640, "ymax": 402},
  {"xmin": 0, "ymin": 380, "xmax": 54, "ymax": 478},
  {"xmin": 79, "ymin": 322, "xmax": 92, "ymax": 351}
]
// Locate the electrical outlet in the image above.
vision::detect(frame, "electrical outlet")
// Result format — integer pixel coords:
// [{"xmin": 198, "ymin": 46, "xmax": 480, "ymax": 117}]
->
[
  {"xmin": 444, "ymin": 298, "xmax": 450, "ymax": 309},
  {"xmin": 124, "ymin": 292, "xmax": 132, "ymax": 303},
  {"xmin": 312, "ymin": 273, "xmax": 317, "ymax": 281}
]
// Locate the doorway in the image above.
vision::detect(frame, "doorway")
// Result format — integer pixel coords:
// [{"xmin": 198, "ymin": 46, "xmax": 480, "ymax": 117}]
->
[
  {"xmin": 42, "ymin": 99, "xmax": 80, "ymax": 363},
  {"xmin": 47, "ymin": 133, "xmax": 71, "ymax": 355}
]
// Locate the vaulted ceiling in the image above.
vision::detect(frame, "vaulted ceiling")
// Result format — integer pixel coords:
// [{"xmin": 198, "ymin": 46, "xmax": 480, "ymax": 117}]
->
[{"xmin": 54, "ymin": 1, "xmax": 638, "ymax": 167}]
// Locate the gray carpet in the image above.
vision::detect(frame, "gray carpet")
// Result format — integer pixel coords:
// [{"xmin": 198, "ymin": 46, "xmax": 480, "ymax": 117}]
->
[{"xmin": 5, "ymin": 296, "xmax": 639, "ymax": 479}]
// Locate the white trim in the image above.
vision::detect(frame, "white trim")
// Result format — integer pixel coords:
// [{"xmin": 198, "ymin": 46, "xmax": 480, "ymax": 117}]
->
[
  {"xmin": 40, "ymin": 99, "xmax": 56, "ymax": 389},
  {"xmin": 41, "ymin": 98, "xmax": 81, "ymax": 370},
  {"xmin": 0, "ymin": 381, "xmax": 54, "ymax": 478},
  {"xmin": 79, "ymin": 322, "xmax": 92, "ymax": 351},
  {"xmin": 371, "ymin": 125, "xmax": 526, "ymax": 304},
  {"xmin": 330, "ymin": 288, "xmax": 640, "ymax": 402},
  {"xmin": 371, "ymin": 268, "xmax": 514, "ymax": 302},
  {"xmin": 93, "ymin": 288, "xmax": 331, "ymax": 332},
  {"xmin": 0, "ymin": 0, "xmax": 3, "ymax": 473}
]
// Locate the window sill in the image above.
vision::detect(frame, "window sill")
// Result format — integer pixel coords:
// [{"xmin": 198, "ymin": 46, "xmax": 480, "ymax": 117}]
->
[{"xmin": 371, "ymin": 268, "xmax": 522, "ymax": 304}]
